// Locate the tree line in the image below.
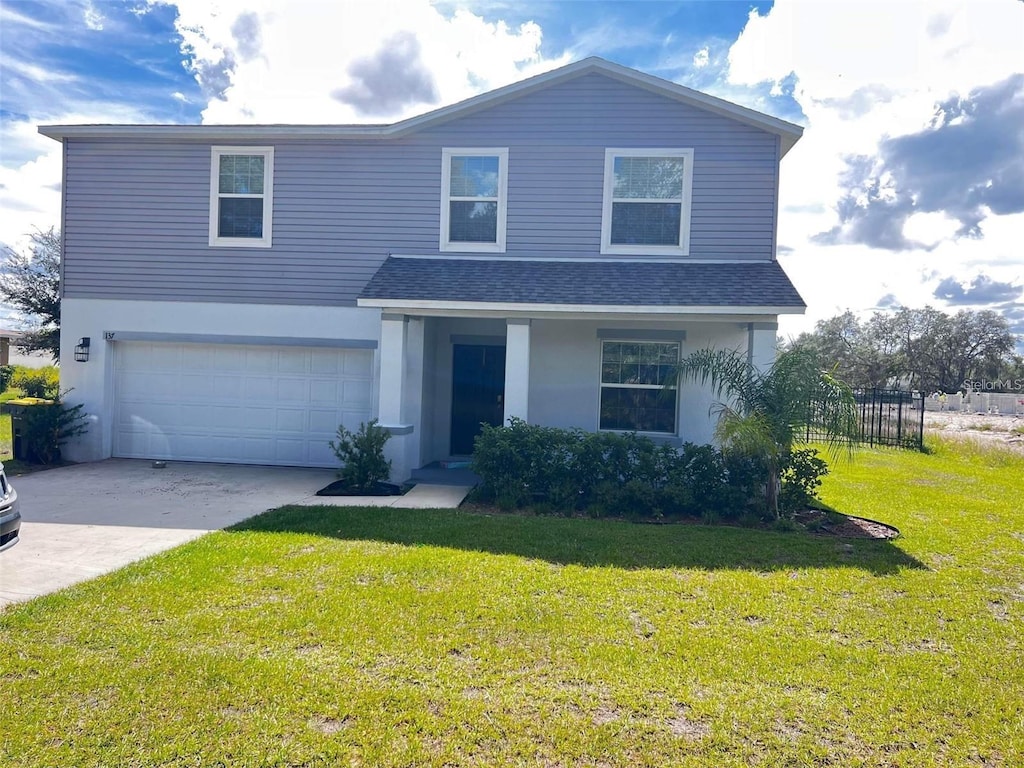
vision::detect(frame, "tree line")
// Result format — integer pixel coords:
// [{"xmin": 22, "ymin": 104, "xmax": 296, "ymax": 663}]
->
[{"xmin": 790, "ymin": 307, "xmax": 1024, "ymax": 393}]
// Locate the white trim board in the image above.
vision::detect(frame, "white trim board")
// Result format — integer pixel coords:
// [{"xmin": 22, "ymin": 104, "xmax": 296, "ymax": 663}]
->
[{"xmin": 356, "ymin": 298, "xmax": 804, "ymax": 316}]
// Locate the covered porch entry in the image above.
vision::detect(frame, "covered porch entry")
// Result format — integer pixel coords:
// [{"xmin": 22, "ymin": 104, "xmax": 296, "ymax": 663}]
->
[
  {"xmin": 372, "ymin": 313, "xmax": 532, "ymax": 483},
  {"xmin": 357, "ymin": 256, "xmax": 807, "ymax": 483}
]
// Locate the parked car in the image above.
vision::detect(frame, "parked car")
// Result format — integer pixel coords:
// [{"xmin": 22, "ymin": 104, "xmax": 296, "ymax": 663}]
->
[{"xmin": 0, "ymin": 462, "xmax": 20, "ymax": 551}]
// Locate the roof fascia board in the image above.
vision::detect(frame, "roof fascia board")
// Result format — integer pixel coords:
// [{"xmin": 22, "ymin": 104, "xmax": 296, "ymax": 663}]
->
[{"xmin": 357, "ymin": 298, "xmax": 805, "ymax": 315}]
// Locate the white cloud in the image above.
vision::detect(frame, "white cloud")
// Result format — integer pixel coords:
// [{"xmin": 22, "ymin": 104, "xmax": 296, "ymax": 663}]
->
[
  {"xmin": 902, "ymin": 211, "xmax": 961, "ymax": 248},
  {"xmin": 156, "ymin": 0, "xmax": 568, "ymax": 124},
  {"xmin": 693, "ymin": 46, "xmax": 709, "ymax": 69},
  {"xmin": 84, "ymin": 0, "xmax": 105, "ymax": 31},
  {"xmin": 728, "ymin": 0, "xmax": 1024, "ymax": 335}
]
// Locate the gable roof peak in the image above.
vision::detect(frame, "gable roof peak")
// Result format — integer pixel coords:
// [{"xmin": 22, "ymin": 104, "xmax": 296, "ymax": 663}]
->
[{"xmin": 40, "ymin": 56, "xmax": 803, "ymax": 156}]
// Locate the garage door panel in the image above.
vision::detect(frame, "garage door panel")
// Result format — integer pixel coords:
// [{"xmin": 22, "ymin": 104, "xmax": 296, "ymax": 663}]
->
[
  {"xmin": 276, "ymin": 379, "xmax": 309, "ymax": 402},
  {"xmin": 181, "ymin": 346, "xmax": 214, "ymax": 369},
  {"xmin": 212, "ymin": 376, "xmax": 243, "ymax": 399},
  {"xmin": 310, "ymin": 350, "xmax": 341, "ymax": 374},
  {"xmin": 245, "ymin": 377, "xmax": 275, "ymax": 400},
  {"xmin": 245, "ymin": 348, "xmax": 276, "ymax": 373},
  {"xmin": 276, "ymin": 409, "xmax": 307, "ymax": 432},
  {"xmin": 214, "ymin": 348, "xmax": 246, "ymax": 370},
  {"xmin": 343, "ymin": 380, "xmax": 373, "ymax": 408},
  {"xmin": 114, "ymin": 342, "xmax": 373, "ymax": 468},
  {"xmin": 179, "ymin": 404, "xmax": 216, "ymax": 428},
  {"xmin": 309, "ymin": 441, "xmax": 336, "ymax": 465},
  {"xmin": 345, "ymin": 353, "xmax": 372, "ymax": 377},
  {"xmin": 277, "ymin": 353, "xmax": 309, "ymax": 374},
  {"xmin": 309, "ymin": 381, "xmax": 339, "ymax": 404}
]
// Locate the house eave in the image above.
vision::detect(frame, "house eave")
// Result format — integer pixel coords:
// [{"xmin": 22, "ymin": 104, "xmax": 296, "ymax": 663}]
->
[{"xmin": 356, "ymin": 298, "xmax": 805, "ymax": 318}]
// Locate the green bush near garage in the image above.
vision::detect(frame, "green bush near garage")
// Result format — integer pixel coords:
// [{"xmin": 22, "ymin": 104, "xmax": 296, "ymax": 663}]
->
[{"xmin": 4, "ymin": 395, "xmax": 88, "ymax": 464}]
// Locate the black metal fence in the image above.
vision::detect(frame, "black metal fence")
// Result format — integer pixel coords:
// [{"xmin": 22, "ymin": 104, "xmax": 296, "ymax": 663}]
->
[{"xmin": 806, "ymin": 388, "xmax": 925, "ymax": 450}]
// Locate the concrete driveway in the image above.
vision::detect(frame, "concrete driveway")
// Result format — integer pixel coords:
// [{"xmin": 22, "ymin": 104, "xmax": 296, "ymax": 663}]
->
[{"xmin": 0, "ymin": 459, "xmax": 335, "ymax": 608}]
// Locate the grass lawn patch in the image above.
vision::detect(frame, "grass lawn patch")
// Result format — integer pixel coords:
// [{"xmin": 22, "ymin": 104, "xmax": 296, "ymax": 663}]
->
[
  {"xmin": 0, "ymin": 412, "xmax": 11, "ymax": 459},
  {"xmin": 2, "ymin": 438, "xmax": 1022, "ymax": 766}
]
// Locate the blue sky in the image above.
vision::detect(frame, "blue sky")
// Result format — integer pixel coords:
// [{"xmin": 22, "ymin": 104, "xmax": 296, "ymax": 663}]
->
[{"xmin": 1, "ymin": 0, "xmax": 1022, "ymax": 342}]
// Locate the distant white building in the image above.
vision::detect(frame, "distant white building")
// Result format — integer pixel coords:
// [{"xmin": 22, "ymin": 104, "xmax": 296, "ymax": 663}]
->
[{"xmin": 0, "ymin": 330, "xmax": 52, "ymax": 369}]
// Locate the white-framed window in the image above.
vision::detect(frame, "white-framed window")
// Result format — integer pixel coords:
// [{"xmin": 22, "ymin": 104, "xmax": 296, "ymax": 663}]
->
[
  {"xmin": 600, "ymin": 148, "xmax": 694, "ymax": 256},
  {"xmin": 209, "ymin": 146, "xmax": 274, "ymax": 248},
  {"xmin": 440, "ymin": 148, "xmax": 508, "ymax": 252},
  {"xmin": 599, "ymin": 340, "xmax": 680, "ymax": 434}
]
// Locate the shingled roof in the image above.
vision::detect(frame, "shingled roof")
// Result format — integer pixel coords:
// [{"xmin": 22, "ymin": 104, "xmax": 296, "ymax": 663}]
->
[{"xmin": 358, "ymin": 257, "xmax": 806, "ymax": 311}]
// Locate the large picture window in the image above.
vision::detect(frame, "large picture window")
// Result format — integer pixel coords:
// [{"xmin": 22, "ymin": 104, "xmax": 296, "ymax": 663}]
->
[
  {"xmin": 599, "ymin": 340, "xmax": 679, "ymax": 433},
  {"xmin": 440, "ymin": 148, "xmax": 508, "ymax": 252},
  {"xmin": 601, "ymin": 148, "xmax": 693, "ymax": 256},
  {"xmin": 209, "ymin": 146, "xmax": 274, "ymax": 248}
]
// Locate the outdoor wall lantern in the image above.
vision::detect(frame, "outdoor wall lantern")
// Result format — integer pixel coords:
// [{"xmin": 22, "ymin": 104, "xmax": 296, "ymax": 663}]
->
[{"xmin": 74, "ymin": 337, "xmax": 91, "ymax": 363}]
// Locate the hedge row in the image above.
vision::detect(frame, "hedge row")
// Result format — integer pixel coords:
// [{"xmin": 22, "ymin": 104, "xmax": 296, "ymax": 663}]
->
[{"xmin": 470, "ymin": 418, "xmax": 826, "ymax": 521}]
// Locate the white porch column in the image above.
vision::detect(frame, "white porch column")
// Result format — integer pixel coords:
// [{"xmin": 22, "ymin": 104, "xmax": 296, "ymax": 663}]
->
[
  {"xmin": 378, "ymin": 313, "xmax": 407, "ymax": 426},
  {"xmin": 379, "ymin": 312, "xmax": 418, "ymax": 483},
  {"xmin": 746, "ymin": 321, "xmax": 778, "ymax": 373},
  {"xmin": 503, "ymin": 319, "xmax": 531, "ymax": 424},
  {"xmin": 401, "ymin": 316, "xmax": 425, "ymax": 474}
]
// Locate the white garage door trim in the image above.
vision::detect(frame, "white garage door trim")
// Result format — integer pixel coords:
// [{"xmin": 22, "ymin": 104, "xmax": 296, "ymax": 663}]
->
[{"xmin": 113, "ymin": 341, "xmax": 374, "ymax": 468}]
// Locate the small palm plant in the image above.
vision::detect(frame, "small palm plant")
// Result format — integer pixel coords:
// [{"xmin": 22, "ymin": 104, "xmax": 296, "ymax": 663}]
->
[{"xmin": 674, "ymin": 347, "xmax": 858, "ymax": 518}]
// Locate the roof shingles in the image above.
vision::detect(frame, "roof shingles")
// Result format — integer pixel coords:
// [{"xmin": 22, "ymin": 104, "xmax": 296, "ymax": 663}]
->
[{"xmin": 358, "ymin": 257, "xmax": 806, "ymax": 309}]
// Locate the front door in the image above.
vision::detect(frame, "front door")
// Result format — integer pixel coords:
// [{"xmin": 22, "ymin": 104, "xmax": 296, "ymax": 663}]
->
[{"xmin": 450, "ymin": 344, "xmax": 506, "ymax": 455}]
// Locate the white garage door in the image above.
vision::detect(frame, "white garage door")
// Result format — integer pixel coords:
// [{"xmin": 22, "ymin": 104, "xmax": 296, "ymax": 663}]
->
[{"xmin": 113, "ymin": 341, "xmax": 374, "ymax": 467}]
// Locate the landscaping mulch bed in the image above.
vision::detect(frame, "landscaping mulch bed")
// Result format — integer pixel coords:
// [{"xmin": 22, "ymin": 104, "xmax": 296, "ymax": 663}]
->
[
  {"xmin": 315, "ymin": 480, "xmax": 406, "ymax": 497},
  {"xmin": 794, "ymin": 509, "xmax": 900, "ymax": 539}
]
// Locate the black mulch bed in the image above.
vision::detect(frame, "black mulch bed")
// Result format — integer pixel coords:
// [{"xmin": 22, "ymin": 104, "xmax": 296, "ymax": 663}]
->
[
  {"xmin": 794, "ymin": 509, "xmax": 901, "ymax": 539},
  {"xmin": 315, "ymin": 480, "xmax": 406, "ymax": 497}
]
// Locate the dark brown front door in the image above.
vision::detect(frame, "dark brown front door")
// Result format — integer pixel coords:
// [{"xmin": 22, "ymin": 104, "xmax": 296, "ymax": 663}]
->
[{"xmin": 450, "ymin": 344, "xmax": 506, "ymax": 455}]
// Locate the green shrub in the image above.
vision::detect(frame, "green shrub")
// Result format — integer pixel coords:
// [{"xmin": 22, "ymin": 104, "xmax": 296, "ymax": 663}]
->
[
  {"xmin": 17, "ymin": 397, "xmax": 89, "ymax": 464},
  {"xmin": 779, "ymin": 448, "xmax": 829, "ymax": 513},
  {"xmin": 472, "ymin": 421, "xmax": 771, "ymax": 520},
  {"xmin": 10, "ymin": 366, "xmax": 59, "ymax": 398},
  {"xmin": 329, "ymin": 419, "xmax": 392, "ymax": 492},
  {"xmin": 0, "ymin": 365, "xmax": 15, "ymax": 392}
]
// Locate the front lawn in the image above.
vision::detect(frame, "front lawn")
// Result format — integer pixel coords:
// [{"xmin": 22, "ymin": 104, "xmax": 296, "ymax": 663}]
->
[{"xmin": 2, "ymin": 439, "xmax": 1022, "ymax": 766}]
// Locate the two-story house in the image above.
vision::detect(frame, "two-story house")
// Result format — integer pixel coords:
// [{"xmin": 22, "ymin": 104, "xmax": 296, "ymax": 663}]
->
[{"xmin": 41, "ymin": 57, "xmax": 805, "ymax": 482}]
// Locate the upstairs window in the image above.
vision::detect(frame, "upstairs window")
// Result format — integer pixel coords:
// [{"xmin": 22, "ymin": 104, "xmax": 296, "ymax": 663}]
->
[
  {"xmin": 209, "ymin": 146, "xmax": 274, "ymax": 248},
  {"xmin": 440, "ymin": 148, "xmax": 508, "ymax": 252},
  {"xmin": 601, "ymin": 148, "xmax": 693, "ymax": 256},
  {"xmin": 599, "ymin": 340, "xmax": 679, "ymax": 434}
]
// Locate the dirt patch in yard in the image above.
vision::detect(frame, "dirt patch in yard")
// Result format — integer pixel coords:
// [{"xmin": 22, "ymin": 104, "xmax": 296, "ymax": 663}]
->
[{"xmin": 923, "ymin": 411, "xmax": 1024, "ymax": 453}]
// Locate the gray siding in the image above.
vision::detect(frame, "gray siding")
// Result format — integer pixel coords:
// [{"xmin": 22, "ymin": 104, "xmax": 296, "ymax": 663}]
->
[{"xmin": 63, "ymin": 73, "xmax": 781, "ymax": 305}]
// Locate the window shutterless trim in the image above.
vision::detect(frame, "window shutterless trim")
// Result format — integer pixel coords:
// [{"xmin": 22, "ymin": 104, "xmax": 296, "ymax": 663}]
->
[
  {"xmin": 600, "ymin": 148, "xmax": 694, "ymax": 256},
  {"xmin": 440, "ymin": 147, "xmax": 508, "ymax": 253},
  {"xmin": 598, "ymin": 338, "xmax": 680, "ymax": 435},
  {"xmin": 209, "ymin": 146, "xmax": 274, "ymax": 248}
]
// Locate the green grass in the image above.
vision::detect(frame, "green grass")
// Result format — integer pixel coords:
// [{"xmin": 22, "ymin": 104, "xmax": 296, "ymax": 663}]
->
[
  {"xmin": 2, "ymin": 439, "xmax": 1023, "ymax": 766},
  {"xmin": 0, "ymin": 412, "xmax": 10, "ymax": 459}
]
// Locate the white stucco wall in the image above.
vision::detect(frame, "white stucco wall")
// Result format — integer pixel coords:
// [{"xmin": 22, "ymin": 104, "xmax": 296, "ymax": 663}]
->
[
  {"xmin": 527, "ymin": 318, "xmax": 750, "ymax": 447},
  {"xmin": 61, "ymin": 299, "xmax": 778, "ymax": 475},
  {"xmin": 59, "ymin": 298, "xmax": 382, "ymax": 462}
]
